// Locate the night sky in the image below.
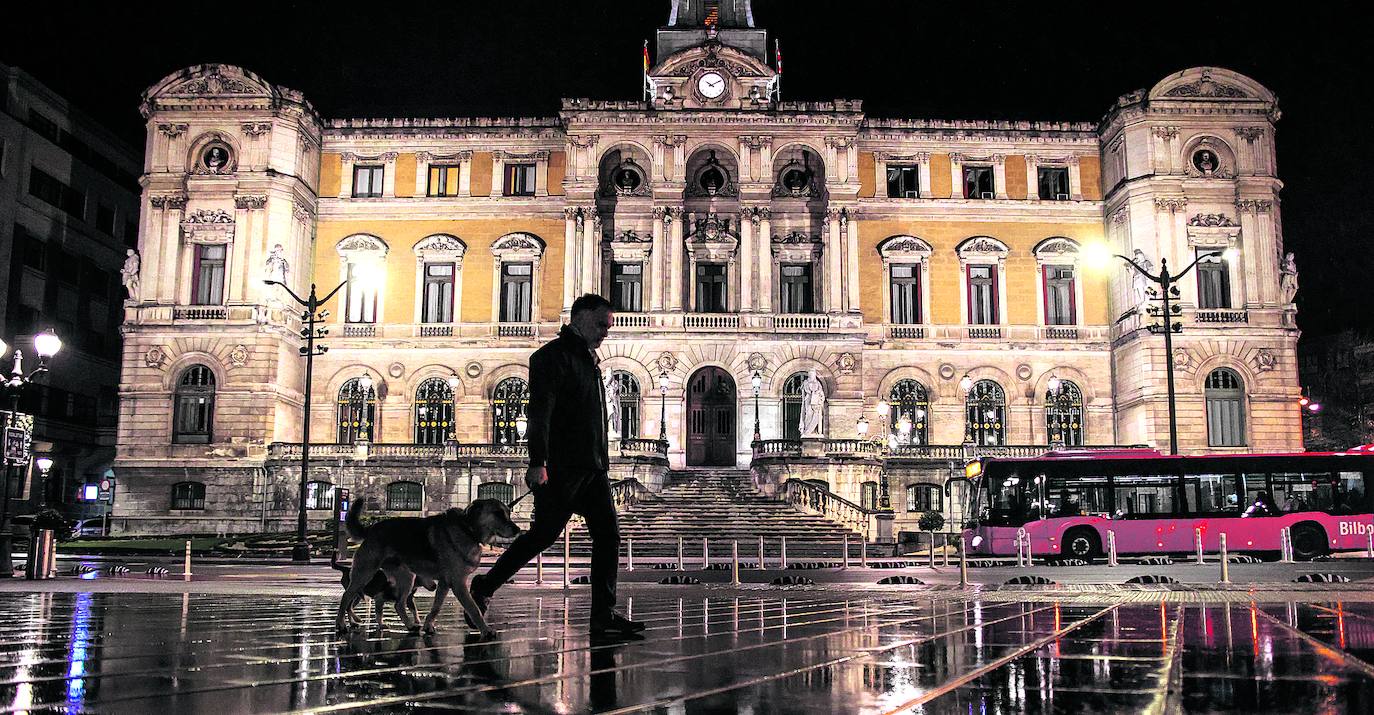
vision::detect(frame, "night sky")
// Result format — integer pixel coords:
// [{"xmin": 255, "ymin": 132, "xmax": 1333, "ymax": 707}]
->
[{"xmin": 5, "ymin": 2, "xmax": 1369, "ymax": 340}]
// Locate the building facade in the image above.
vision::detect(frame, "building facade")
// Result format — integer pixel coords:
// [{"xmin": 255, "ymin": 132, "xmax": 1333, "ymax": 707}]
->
[
  {"xmin": 1, "ymin": 62, "xmax": 140, "ymax": 523},
  {"xmin": 113, "ymin": 2, "xmax": 1301, "ymax": 537}
]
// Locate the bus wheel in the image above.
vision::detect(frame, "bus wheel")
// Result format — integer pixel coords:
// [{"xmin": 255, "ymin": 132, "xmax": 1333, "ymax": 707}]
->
[
  {"xmin": 1063, "ymin": 529, "xmax": 1101, "ymax": 562},
  {"xmin": 1290, "ymin": 523, "xmax": 1329, "ymax": 561}
]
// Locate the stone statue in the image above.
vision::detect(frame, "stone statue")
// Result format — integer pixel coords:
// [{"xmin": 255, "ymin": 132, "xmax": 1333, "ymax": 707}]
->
[
  {"xmin": 120, "ymin": 249, "xmax": 141, "ymax": 302},
  {"xmin": 799, "ymin": 369, "xmax": 825, "ymax": 438},
  {"xmin": 1131, "ymin": 249, "xmax": 1155, "ymax": 311},
  {"xmin": 265, "ymin": 243, "xmax": 290, "ymax": 285},
  {"xmin": 1280, "ymin": 251, "xmax": 1299, "ymax": 304},
  {"xmin": 604, "ymin": 374, "xmax": 622, "ymax": 438}
]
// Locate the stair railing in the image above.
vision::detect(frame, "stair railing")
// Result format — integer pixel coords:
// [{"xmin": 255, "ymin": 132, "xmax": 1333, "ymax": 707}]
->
[
  {"xmin": 780, "ymin": 478, "xmax": 871, "ymax": 541},
  {"xmin": 610, "ymin": 477, "xmax": 657, "ymax": 510}
]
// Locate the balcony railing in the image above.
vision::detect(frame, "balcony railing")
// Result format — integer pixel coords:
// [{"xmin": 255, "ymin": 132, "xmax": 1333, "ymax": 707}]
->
[
  {"xmin": 967, "ymin": 326, "xmax": 1003, "ymax": 339},
  {"xmin": 173, "ymin": 306, "xmax": 228, "ymax": 320},
  {"xmin": 342, "ymin": 324, "xmax": 376, "ymax": 337},
  {"xmin": 610, "ymin": 477, "xmax": 659, "ymax": 509},
  {"xmin": 618, "ymin": 438, "xmax": 668, "ymax": 458},
  {"xmin": 496, "ymin": 323, "xmax": 537, "ymax": 338},
  {"xmin": 684, "ymin": 314, "xmax": 740, "ymax": 330},
  {"xmin": 754, "ymin": 441, "xmax": 1143, "ymax": 461},
  {"xmin": 772, "ymin": 314, "xmax": 830, "ymax": 331},
  {"xmin": 417, "ymin": 324, "xmax": 453, "ymax": 337},
  {"xmin": 1043, "ymin": 326, "xmax": 1079, "ymax": 340},
  {"xmin": 887, "ymin": 325, "xmax": 925, "ymax": 340},
  {"xmin": 1195, "ymin": 310, "xmax": 1248, "ymax": 324},
  {"xmin": 824, "ymin": 439, "xmax": 880, "ymax": 457},
  {"xmin": 752, "ymin": 439, "xmax": 802, "ymax": 458}
]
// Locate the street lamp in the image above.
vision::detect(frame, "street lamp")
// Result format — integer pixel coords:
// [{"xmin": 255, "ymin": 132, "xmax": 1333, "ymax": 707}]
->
[
  {"xmin": 658, "ymin": 370, "xmax": 669, "ymax": 444},
  {"xmin": 751, "ymin": 371, "xmax": 762, "ymax": 443},
  {"xmin": 855, "ymin": 416, "xmax": 869, "ymax": 439},
  {"xmin": 959, "ymin": 373, "xmax": 975, "ymax": 445},
  {"xmin": 34, "ymin": 457, "xmax": 53, "ymax": 508},
  {"xmin": 1087, "ymin": 247, "xmax": 1227, "ymax": 455},
  {"xmin": 446, "ymin": 373, "xmax": 462, "ymax": 442},
  {"xmin": 515, "ymin": 414, "xmax": 529, "ymax": 442},
  {"xmin": 876, "ymin": 400, "xmax": 890, "ymax": 449},
  {"xmin": 0, "ymin": 329, "xmax": 62, "ymax": 578},
  {"xmin": 265, "ymin": 276, "xmax": 352, "ymax": 562},
  {"xmin": 1046, "ymin": 374, "xmax": 1065, "ymax": 447}
]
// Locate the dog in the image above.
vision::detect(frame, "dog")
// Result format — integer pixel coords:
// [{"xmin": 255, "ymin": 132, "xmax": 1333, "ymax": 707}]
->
[
  {"xmin": 331, "ymin": 561, "xmax": 436, "ymax": 629},
  {"xmin": 336, "ymin": 497, "xmax": 522, "ymax": 637}
]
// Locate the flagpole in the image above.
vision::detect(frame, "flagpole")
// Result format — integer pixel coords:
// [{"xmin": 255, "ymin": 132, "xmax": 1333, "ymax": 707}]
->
[
  {"xmin": 774, "ymin": 39, "xmax": 783, "ymax": 102},
  {"xmin": 643, "ymin": 39, "xmax": 651, "ymax": 102}
]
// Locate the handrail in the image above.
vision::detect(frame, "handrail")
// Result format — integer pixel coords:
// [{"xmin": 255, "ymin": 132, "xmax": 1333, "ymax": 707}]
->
[
  {"xmin": 609, "ymin": 477, "xmax": 658, "ymax": 509},
  {"xmin": 780, "ymin": 478, "xmax": 872, "ymax": 540}
]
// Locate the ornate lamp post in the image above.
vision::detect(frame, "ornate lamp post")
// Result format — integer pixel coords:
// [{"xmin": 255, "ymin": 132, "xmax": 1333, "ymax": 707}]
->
[
  {"xmin": 959, "ymin": 373, "xmax": 975, "ymax": 446},
  {"xmin": 0, "ymin": 329, "xmax": 62, "ymax": 577},
  {"xmin": 34, "ymin": 457, "xmax": 53, "ymax": 508},
  {"xmin": 515, "ymin": 414, "xmax": 529, "ymax": 443},
  {"xmin": 265, "ymin": 276, "xmax": 352, "ymax": 562},
  {"xmin": 1088, "ymin": 247, "xmax": 1229, "ymax": 455},
  {"xmin": 658, "ymin": 370, "xmax": 669, "ymax": 444},
  {"xmin": 1046, "ymin": 374, "xmax": 1065, "ymax": 447},
  {"xmin": 876, "ymin": 400, "xmax": 890, "ymax": 449},
  {"xmin": 751, "ymin": 371, "xmax": 762, "ymax": 443},
  {"xmin": 446, "ymin": 373, "xmax": 461, "ymax": 442}
]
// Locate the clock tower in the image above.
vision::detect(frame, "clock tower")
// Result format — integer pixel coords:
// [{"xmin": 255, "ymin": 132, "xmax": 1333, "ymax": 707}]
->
[{"xmin": 650, "ymin": 0, "xmax": 777, "ymax": 110}]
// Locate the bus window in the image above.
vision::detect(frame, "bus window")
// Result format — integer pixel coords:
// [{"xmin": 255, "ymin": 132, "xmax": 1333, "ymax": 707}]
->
[
  {"xmin": 1112, "ymin": 474, "xmax": 1177, "ymax": 518},
  {"xmin": 1336, "ymin": 472, "xmax": 1369, "ymax": 514},
  {"xmin": 1271, "ymin": 472, "xmax": 1334, "ymax": 512},
  {"xmin": 1046, "ymin": 474, "xmax": 1110, "ymax": 518},
  {"xmin": 1187, "ymin": 473, "xmax": 1240, "ymax": 514},
  {"xmin": 1242, "ymin": 473, "xmax": 1269, "ymax": 512}
]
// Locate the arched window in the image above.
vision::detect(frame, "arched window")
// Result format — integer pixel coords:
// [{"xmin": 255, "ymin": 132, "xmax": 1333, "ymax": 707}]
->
[
  {"xmin": 887, "ymin": 379, "xmax": 930, "ymax": 445},
  {"xmin": 477, "ymin": 482, "xmax": 515, "ymax": 503},
  {"xmin": 860, "ymin": 481, "xmax": 879, "ymax": 511},
  {"xmin": 492, "ymin": 377, "xmax": 530, "ymax": 445},
  {"xmin": 1205, "ymin": 368, "xmax": 1246, "ymax": 447},
  {"xmin": 386, "ymin": 481, "xmax": 423, "ymax": 511},
  {"xmin": 1045, "ymin": 380, "xmax": 1085, "ymax": 446},
  {"xmin": 965, "ymin": 379, "xmax": 1006, "ymax": 446},
  {"xmin": 173, "ymin": 365, "xmax": 216, "ymax": 444},
  {"xmin": 305, "ymin": 481, "xmax": 335, "ymax": 510},
  {"xmin": 907, "ymin": 484, "xmax": 943, "ymax": 512},
  {"xmin": 414, "ymin": 378, "xmax": 456, "ymax": 445},
  {"xmin": 171, "ymin": 481, "xmax": 206, "ymax": 510},
  {"xmin": 607, "ymin": 371, "xmax": 642, "ymax": 439},
  {"xmin": 780, "ymin": 373, "xmax": 808, "ymax": 441},
  {"xmin": 336, "ymin": 378, "xmax": 377, "ymax": 444}
]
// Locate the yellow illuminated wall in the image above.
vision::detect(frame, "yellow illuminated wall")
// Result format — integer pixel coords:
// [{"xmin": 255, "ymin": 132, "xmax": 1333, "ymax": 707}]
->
[
  {"xmin": 547, "ymin": 151, "xmax": 566, "ymax": 196},
  {"xmin": 929, "ymin": 154, "xmax": 952, "ymax": 198},
  {"xmin": 857, "ymin": 220, "xmax": 1109, "ymax": 326},
  {"xmin": 393, "ymin": 153, "xmax": 417, "ymax": 198},
  {"xmin": 314, "ymin": 219, "xmax": 566, "ymax": 324},
  {"xmin": 320, "ymin": 153, "xmax": 342, "ymax": 197},
  {"xmin": 1078, "ymin": 156, "xmax": 1102, "ymax": 200},
  {"xmin": 1004, "ymin": 155, "xmax": 1027, "ymax": 199},
  {"xmin": 470, "ymin": 152, "xmax": 493, "ymax": 197},
  {"xmin": 857, "ymin": 151, "xmax": 876, "ymax": 198}
]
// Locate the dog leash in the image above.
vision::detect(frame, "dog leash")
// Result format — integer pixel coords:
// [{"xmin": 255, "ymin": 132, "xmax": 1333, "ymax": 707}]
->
[{"xmin": 508, "ymin": 490, "xmax": 534, "ymax": 508}]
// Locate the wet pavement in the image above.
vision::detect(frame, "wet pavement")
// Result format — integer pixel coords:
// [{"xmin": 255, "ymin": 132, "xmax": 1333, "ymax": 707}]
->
[{"xmin": 3, "ymin": 583, "xmax": 1374, "ymax": 713}]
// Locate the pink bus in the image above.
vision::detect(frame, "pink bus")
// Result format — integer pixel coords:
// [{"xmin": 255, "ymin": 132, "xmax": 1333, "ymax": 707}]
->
[{"xmin": 956, "ymin": 449, "xmax": 1374, "ymax": 562}]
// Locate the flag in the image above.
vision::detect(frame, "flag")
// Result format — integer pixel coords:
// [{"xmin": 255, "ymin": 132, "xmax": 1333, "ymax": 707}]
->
[
  {"xmin": 775, "ymin": 40, "xmax": 783, "ymax": 75},
  {"xmin": 643, "ymin": 39, "xmax": 652, "ymax": 100},
  {"xmin": 643, "ymin": 39, "xmax": 650, "ymax": 73}
]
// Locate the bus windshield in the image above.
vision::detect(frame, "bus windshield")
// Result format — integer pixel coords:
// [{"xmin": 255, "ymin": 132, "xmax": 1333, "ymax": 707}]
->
[{"xmin": 967, "ymin": 453, "xmax": 1374, "ymax": 528}]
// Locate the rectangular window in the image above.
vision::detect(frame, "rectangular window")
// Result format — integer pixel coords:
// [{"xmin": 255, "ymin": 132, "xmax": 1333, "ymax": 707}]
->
[
  {"xmin": 694, "ymin": 263, "xmax": 727, "ymax": 313},
  {"xmin": 1186, "ymin": 473, "xmax": 1241, "ymax": 514},
  {"xmin": 1197, "ymin": 251, "xmax": 1231, "ymax": 309},
  {"xmin": 886, "ymin": 165, "xmax": 920, "ymax": 198},
  {"xmin": 28, "ymin": 167, "xmax": 85, "ymax": 218},
  {"xmin": 610, "ymin": 262, "xmax": 643, "ymax": 312},
  {"xmin": 967, "ymin": 265, "xmax": 998, "ymax": 325},
  {"xmin": 421, "ymin": 262, "xmax": 455, "ymax": 323},
  {"xmin": 20, "ymin": 230, "xmax": 47, "ymax": 271},
  {"xmin": 1207, "ymin": 394, "xmax": 1246, "ymax": 447},
  {"xmin": 779, "ymin": 263, "xmax": 814, "ymax": 313},
  {"xmin": 1111, "ymin": 474, "xmax": 1178, "ymax": 517},
  {"xmin": 890, "ymin": 264, "xmax": 921, "ymax": 324},
  {"xmin": 1037, "ymin": 167, "xmax": 1070, "ymax": 200},
  {"xmin": 27, "ymin": 110, "xmax": 60, "ymax": 144},
  {"xmin": 503, "ymin": 163, "xmax": 536, "ymax": 196},
  {"xmin": 192, "ymin": 244, "xmax": 226, "ymax": 305},
  {"xmin": 499, "ymin": 262, "xmax": 533, "ymax": 322},
  {"xmin": 344, "ymin": 262, "xmax": 378, "ymax": 323},
  {"xmin": 96, "ymin": 203, "xmax": 116, "ymax": 234},
  {"xmin": 352, "ymin": 165, "xmax": 384, "ymax": 198},
  {"xmin": 963, "ymin": 166, "xmax": 994, "ymax": 199},
  {"xmin": 427, "ymin": 164, "xmax": 458, "ymax": 197},
  {"xmin": 1043, "ymin": 265, "xmax": 1076, "ymax": 325}
]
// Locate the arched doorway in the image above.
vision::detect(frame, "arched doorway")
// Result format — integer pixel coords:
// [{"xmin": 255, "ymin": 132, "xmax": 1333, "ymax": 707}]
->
[{"xmin": 686, "ymin": 367, "xmax": 736, "ymax": 466}]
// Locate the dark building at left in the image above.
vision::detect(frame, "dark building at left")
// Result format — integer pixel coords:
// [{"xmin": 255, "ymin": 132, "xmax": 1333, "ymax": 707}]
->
[{"xmin": 0, "ymin": 61, "xmax": 140, "ymax": 527}]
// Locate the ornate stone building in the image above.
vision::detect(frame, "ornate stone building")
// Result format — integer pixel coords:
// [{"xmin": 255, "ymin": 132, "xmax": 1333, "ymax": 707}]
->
[{"xmin": 113, "ymin": 1, "xmax": 1299, "ymax": 537}]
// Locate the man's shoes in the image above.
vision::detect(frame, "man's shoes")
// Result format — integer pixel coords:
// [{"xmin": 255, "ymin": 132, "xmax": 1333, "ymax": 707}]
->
[
  {"xmin": 464, "ymin": 574, "xmax": 492, "ymax": 630},
  {"xmin": 590, "ymin": 610, "xmax": 645, "ymax": 636}
]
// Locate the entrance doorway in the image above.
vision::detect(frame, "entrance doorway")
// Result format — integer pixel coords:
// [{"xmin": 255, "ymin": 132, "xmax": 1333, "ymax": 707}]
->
[{"xmin": 686, "ymin": 366, "xmax": 737, "ymax": 466}]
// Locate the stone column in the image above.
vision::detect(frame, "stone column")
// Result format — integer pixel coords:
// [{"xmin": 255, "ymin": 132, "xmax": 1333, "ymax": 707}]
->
[
  {"xmin": 992, "ymin": 155, "xmax": 1008, "ymax": 200},
  {"xmin": 582, "ymin": 210, "xmax": 601, "ymax": 296},
  {"xmin": 826, "ymin": 208, "xmax": 843, "ymax": 312},
  {"xmin": 563, "ymin": 207, "xmax": 580, "ymax": 309},
  {"xmin": 491, "ymin": 151, "xmax": 505, "ymax": 196},
  {"xmin": 757, "ymin": 209, "xmax": 772, "ymax": 313},
  {"xmin": 650, "ymin": 207, "xmax": 666, "ymax": 311},
  {"xmin": 668, "ymin": 208, "xmax": 684, "ymax": 310},
  {"xmin": 1068, "ymin": 156, "xmax": 1083, "ymax": 201},
  {"xmin": 916, "ymin": 153, "xmax": 933, "ymax": 198},
  {"xmin": 738, "ymin": 207, "xmax": 754, "ymax": 311},
  {"xmin": 873, "ymin": 152, "xmax": 888, "ymax": 197},
  {"xmin": 457, "ymin": 151, "xmax": 473, "ymax": 197},
  {"xmin": 1025, "ymin": 155, "xmax": 1040, "ymax": 201},
  {"xmin": 844, "ymin": 209, "xmax": 860, "ymax": 312}
]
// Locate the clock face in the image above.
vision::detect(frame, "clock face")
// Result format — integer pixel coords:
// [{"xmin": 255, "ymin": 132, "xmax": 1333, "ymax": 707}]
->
[{"xmin": 697, "ymin": 72, "xmax": 726, "ymax": 99}]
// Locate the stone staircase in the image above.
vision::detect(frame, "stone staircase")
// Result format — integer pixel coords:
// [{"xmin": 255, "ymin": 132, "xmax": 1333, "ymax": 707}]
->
[{"xmin": 551, "ymin": 468, "xmax": 864, "ymax": 559}]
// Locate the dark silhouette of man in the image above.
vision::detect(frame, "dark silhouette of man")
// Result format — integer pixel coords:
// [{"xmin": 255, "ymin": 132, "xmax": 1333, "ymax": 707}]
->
[{"xmin": 470, "ymin": 294, "xmax": 644, "ymax": 636}]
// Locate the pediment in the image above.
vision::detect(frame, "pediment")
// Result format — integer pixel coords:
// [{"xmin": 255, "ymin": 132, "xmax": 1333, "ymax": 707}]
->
[
  {"xmin": 652, "ymin": 42, "xmax": 773, "ymax": 79},
  {"xmin": 1148, "ymin": 67, "xmax": 1274, "ymax": 104},
  {"xmin": 146, "ymin": 64, "xmax": 274, "ymax": 100}
]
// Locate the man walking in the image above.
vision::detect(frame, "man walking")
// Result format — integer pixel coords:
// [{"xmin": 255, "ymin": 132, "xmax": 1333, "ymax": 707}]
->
[{"xmin": 470, "ymin": 294, "xmax": 645, "ymax": 636}]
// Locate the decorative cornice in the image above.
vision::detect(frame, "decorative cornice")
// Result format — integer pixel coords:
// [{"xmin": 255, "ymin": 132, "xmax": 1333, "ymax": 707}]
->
[
  {"xmin": 293, "ymin": 198, "xmax": 314, "ymax": 221},
  {"xmin": 241, "ymin": 122, "xmax": 272, "ymax": 136},
  {"xmin": 1111, "ymin": 207, "xmax": 1129, "ymax": 225},
  {"xmin": 157, "ymin": 123, "xmax": 188, "ymax": 138},
  {"xmin": 1187, "ymin": 213, "xmax": 1237, "ymax": 227},
  {"xmin": 1235, "ymin": 198, "xmax": 1273, "ymax": 213},
  {"xmin": 234, "ymin": 195, "xmax": 268, "ymax": 210},
  {"xmin": 567, "ymin": 134, "xmax": 599, "ymax": 148},
  {"xmin": 184, "ymin": 208, "xmax": 234, "ymax": 225},
  {"xmin": 1234, "ymin": 126, "xmax": 1265, "ymax": 143},
  {"xmin": 1152, "ymin": 126, "xmax": 1180, "ymax": 140},
  {"xmin": 149, "ymin": 193, "xmax": 188, "ymax": 210},
  {"xmin": 738, "ymin": 135, "xmax": 771, "ymax": 149},
  {"xmin": 824, "ymin": 136, "xmax": 856, "ymax": 149},
  {"xmin": 1154, "ymin": 197, "xmax": 1188, "ymax": 212}
]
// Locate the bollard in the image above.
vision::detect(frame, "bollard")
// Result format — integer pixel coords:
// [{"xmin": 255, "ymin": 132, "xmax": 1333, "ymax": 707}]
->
[
  {"xmin": 563, "ymin": 529, "xmax": 571, "ymax": 589},
  {"xmin": 1367, "ymin": 530, "xmax": 1373, "ymax": 559},
  {"xmin": 942, "ymin": 535, "xmax": 950, "ymax": 568},
  {"xmin": 958, "ymin": 534, "xmax": 969, "ymax": 588},
  {"xmin": 759, "ymin": 535, "xmax": 766, "ymax": 570},
  {"xmin": 1279, "ymin": 527, "xmax": 1292, "ymax": 563},
  {"xmin": 841, "ymin": 533, "xmax": 849, "ymax": 570},
  {"xmin": 183, "ymin": 539, "xmax": 193, "ymax": 579},
  {"xmin": 731, "ymin": 540, "xmax": 740, "ymax": 585},
  {"xmin": 677, "ymin": 536, "xmax": 685, "ymax": 571},
  {"xmin": 1219, "ymin": 533, "xmax": 1230, "ymax": 583},
  {"xmin": 929, "ymin": 535, "xmax": 936, "ymax": 569},
  {"xmin": 861, "ymin": 539, "xmax": 868, "ymax": 568},
  {"xmin": 1107, "ymin": 530, "xmax": 1118, "ymax": 567},
  {"xmin": 1016, "ymin": 528, "xmax": 1029, "ymax": 568},
  {"xmin": 626, "ymin": 538, "xmax": 634, "ymax": 571},
  {"xmin": 780, "ymin": 536, "xmax": 788, "ymax": 570},
  {"xmin": 1195, "ymin": 528, "xmax": 1205, "ymax": 566},
  {"xmin": 535, "ymin": 550, "xmax": 544, "ymax": 584},
  {"xmin": 702, "ymin": 537, "xmax": 710, "ymax": 570}
]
